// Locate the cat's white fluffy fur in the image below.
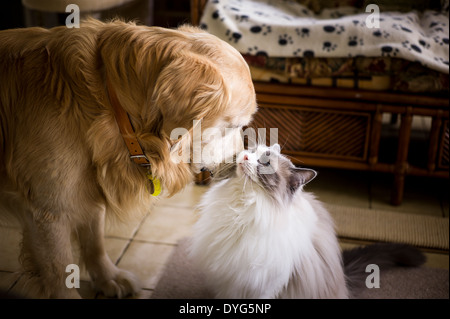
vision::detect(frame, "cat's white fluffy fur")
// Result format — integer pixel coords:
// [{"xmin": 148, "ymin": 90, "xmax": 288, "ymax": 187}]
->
[{"xmin": 190, "ymin": 145, "xmax": 349, "ymax": 298}]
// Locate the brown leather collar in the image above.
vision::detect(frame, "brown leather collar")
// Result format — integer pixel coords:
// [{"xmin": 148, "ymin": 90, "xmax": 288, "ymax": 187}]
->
[{"xmin": 107, "ymin": 80, "xmax": 150, "ymax": 167}]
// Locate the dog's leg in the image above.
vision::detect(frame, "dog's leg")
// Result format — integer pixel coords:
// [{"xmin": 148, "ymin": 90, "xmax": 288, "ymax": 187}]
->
[
  {"xmin": 20, "ymin": 212, "xmax": 81, "ymax": 299},
  {"xmin": 77, "ymin": 205, "xmax": 140, "ymax": 298}
]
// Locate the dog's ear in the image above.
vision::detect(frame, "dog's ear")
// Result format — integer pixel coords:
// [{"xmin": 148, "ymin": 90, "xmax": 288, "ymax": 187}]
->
[
  {"xmin": 152, "ymin": 51, "xmax": 229, "ymax": 135},
  {"xmin": 138, "ymin": 51, "xmax": 230, "ymax": 197}
]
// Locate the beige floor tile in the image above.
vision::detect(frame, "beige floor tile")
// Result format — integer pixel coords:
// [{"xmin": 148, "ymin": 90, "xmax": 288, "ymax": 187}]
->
[
  {"xmin": 134, "ymin": 289, "xmax": 153, "ymax": 299},
  {"xmin": 307, "ymin": 168, "xmax": 370, "ymax": 209},
  {"xmin": 443, "ymin": 197, "xmax": 449, "ymax": 218},
  {"xmin": 104, "ymin": 213, "xmax": 149, "ymax": 239},
  {"xmin": 0, "ymin": 227, "xmax": 22, "ymax": 272},
  {"xmin": 116, "ymin": 241, "xmax": 174, "ymax": 290},
  {"xmin": 104, "ymin": 237, "xmax": 130, "ymax": 264},
  {"xmin": 0, "ymin": 218, "xmax": 21, "ymax": 229},
  {"xmin": 7, "ymin": 273, "xmax": 40, "ymax": 298},
  {"xmin": 134, "ymin": 206, "xmax": 197, "ymax": 245},
  {"xmin": 420, "ymin": 116, "xmax": 432, "ymax": 130},
  {"xmin": 3, "ymin": 278, "xmax": 27, "ymax": 299},
  {"xmin": 438, "ymin": 179, "xmax": 449, "ymax": 217},
  {"xmin": 78, "ymin": 280, "xmax": 98, "ymax": 299},
  {"xmin": 0, "ymin": 271, "xmax": 21, "ymax": 295},
  {"xmin": 411, "ymin": 115, "xmax": 431, "ymax": 139},
  {"xmin": 381, "ymin": 112, "xmax": 398, "ymax": 125},
  {"xmin": 155, "ymin": 182, "xmax": 209, "ymax": 209},
  {"xmin": 423, "ymin": 252, "xmax": 449, "ymax": 270},
  {"xmin": 385, "ymin": 115, "xmax": 430, "ymax": 134},
  {"xmin": 371, "ymin": 174, "xmax": 443, "ymax": 216}
]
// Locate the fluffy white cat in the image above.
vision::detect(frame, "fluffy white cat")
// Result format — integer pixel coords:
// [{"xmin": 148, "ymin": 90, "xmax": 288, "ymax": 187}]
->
[
  {"xmin": 190, "ymin": 143, "xmax": 425, "ymax": 299},
  {"xmin": 190, "ymin": 143, "xmax": 348, "ymax": 298}
]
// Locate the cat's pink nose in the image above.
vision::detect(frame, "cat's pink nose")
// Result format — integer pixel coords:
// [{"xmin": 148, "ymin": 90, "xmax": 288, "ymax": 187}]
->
[{"xmin": 243, "ymin": 154, "xmax": 249, "ymax": 161}]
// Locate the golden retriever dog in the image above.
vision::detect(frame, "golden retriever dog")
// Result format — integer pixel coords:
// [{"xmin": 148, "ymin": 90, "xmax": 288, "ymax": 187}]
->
[{"xmin": 0, "ymin": 19, "xmax": 257, "ymax": 298}]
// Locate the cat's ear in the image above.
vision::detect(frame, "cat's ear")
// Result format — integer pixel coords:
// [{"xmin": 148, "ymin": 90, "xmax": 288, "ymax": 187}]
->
[
  {"xmin": 271, "ymin": 143, "xmax": 281, "ymax": 153},
  {"xmin": 289, "ymin": 168, "xmax": 317, "ymax": 193}
]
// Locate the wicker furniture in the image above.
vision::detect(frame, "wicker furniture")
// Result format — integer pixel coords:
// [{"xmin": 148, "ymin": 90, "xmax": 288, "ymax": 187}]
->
[{"xmin": 191, "ymin": 0, "xmax": 449, "ymax": 205}]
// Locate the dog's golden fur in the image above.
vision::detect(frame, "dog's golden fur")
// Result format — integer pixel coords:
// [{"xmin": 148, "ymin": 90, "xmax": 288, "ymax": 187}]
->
[{"xmin": 0, "ymin": 19, "xmax": 256, "ymax": 298}]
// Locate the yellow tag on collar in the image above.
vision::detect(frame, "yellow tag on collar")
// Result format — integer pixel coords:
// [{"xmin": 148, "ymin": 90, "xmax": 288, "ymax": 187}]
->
[{"xmin": 146, "ymin": 173, "xmax": 161, "ymax": 196}]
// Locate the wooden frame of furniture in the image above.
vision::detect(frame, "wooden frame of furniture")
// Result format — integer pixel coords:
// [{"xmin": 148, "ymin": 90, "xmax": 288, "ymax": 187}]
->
[{"xmin": 191, "ymin": 0, "xmax": 449, "ymax": 205}]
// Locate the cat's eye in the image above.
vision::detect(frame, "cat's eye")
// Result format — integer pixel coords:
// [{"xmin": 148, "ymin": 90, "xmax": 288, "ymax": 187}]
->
[
  {"xmin": 258, "ymin": 159, "xmax": 270, "ymax": 166},
  {"xmin": 258, "ymin": 151, "xmax": 271, "ymax": 166}
]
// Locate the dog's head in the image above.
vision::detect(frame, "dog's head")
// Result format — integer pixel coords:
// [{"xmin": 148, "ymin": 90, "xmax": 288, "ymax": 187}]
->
[{"xmin": 98, "ymin": 21, "xmax": 257, "ymax": 195}]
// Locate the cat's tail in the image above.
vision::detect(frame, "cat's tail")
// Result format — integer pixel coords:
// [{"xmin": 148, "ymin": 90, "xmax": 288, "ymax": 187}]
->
[{"xmin": 343, "ymin": 243, "xmax": 426, "ymax": 296}]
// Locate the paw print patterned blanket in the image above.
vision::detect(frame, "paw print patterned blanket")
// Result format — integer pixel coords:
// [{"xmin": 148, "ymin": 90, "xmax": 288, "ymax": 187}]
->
[{"xmin": 200, "ymin": 0, "xmax": 449, "ymax": 74}]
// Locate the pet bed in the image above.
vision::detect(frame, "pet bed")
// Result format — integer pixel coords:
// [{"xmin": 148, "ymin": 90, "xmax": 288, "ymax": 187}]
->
[{"xmin": 199, "ymin": 0, "xmax": 449, "ymax": 92}]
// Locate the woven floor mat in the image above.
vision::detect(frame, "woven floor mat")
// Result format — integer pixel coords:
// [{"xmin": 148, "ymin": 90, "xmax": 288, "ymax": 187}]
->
[{"xmin": 327, "ymin": 205, "xmax": 449, "ymax": 251}]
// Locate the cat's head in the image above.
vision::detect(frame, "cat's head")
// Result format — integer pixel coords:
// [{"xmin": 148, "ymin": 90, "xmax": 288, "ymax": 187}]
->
[{"xmin": 235, "ymin": 143, "xmax": 317, "ymax": 201}]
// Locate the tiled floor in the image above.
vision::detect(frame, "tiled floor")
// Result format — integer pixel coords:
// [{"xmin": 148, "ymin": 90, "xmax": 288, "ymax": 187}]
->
[
  {"xmin": 0, "ymin": 116, "xmax": 448, "ymax": 298},
  {"xmin": 0, "ymin": 184, "xmax": 210, "ymax": 299}
]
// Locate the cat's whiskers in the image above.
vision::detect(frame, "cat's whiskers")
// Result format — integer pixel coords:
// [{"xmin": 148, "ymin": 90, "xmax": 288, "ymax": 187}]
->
[
  {"xmin": 240, "ymin": 172, "xmax": 249, "ymax": 194},
  {"xmin": 242, "ymin": 170, "xmax": 258, "ymax": 196},
  {"xmin": 210, "ymin": 161, "xmax": 237, "ymax": 181}
]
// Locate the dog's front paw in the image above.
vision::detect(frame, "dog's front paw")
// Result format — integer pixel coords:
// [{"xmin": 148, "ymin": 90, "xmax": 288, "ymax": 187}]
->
[{"xmin": 93, "ymin": 268, "xmax": 141, "ymax": 298}]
